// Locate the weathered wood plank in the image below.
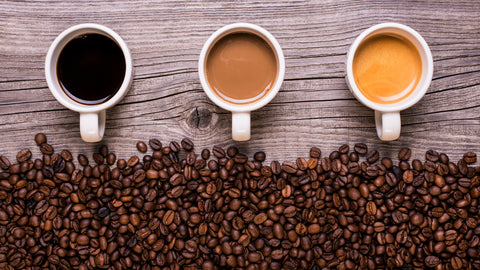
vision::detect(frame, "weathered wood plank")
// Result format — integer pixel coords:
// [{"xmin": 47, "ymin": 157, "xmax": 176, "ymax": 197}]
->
[{"xmin": 0, "ymin": 0, "xmax": 479, "ymax": 164}]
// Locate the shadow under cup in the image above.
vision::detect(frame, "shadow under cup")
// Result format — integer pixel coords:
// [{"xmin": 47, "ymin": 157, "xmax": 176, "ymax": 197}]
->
[{"xmin": 346, "ymin": 23, "xmax": 433, "ymax": 141}]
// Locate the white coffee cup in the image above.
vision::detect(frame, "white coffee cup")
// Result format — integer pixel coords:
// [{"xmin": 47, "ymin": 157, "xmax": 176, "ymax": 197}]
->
[
  {"xmin": 198, "ymin": 23, "xmax": 285, "ymax": 141},
  {"xmin": 45, "ymin": 23, "xmax": 133, "ymax": 142},
  {"xmin": 346, "ymin": 23, "xmax": 433, "ymax": 141}
]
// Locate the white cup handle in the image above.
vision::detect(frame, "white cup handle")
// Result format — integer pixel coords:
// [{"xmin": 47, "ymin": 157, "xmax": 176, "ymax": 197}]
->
[
  {"xmin": 232, "ymin": 112, "xmax": 250, "ymax": 141},
  {"xmin": 375, "ymin": 111, "xmax": 401, "ymax": 141},
  {"xmin": 80, "ymin": 111, "xmax": 106, "ymax": 142}
]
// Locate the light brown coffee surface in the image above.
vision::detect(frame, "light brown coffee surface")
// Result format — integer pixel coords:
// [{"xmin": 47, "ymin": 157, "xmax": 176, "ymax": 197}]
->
[
  {"xmin": 206, "ymin": 32, "xmax": 277, "ymax": 104},
  {"xmin": 353, "ymin": 33, "xmax": 422, "ymax": 104}
]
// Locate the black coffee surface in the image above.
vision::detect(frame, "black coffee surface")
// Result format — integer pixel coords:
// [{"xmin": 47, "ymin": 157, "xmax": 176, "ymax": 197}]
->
[{"xmin": 57, "ymin": 33, "xmax": 126, "ymax": 105}]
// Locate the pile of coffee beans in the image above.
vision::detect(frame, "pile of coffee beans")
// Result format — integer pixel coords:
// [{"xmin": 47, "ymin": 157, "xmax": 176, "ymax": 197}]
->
[{"xmin": 0, "ymin": 134, "xmax": 479, "ymax": 270}]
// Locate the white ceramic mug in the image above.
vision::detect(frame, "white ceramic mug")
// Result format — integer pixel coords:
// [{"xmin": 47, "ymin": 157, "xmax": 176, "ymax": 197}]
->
[
  {"xmin": 45, "ymin": 23, "xmax": 133, "ymax": 142},
  {"xmin": 346, "ymin": 23, "xmax": 433, "ymax": 141},
  {"xmin": 198, "ymin": 23, "xmax": 285, "ymax": 141}
]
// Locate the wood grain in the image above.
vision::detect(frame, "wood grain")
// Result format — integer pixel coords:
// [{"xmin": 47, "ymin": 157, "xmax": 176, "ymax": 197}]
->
[{"xmin": 0, "ymin": 0, "xmax": 479, "ymax": 164}]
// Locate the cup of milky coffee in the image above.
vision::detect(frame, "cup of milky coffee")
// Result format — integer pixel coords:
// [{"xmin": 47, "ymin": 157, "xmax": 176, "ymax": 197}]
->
[
  {"xmin": 199, "ymin": 23, "xmax": 285, "ymax": 141},
  {"xmin": 45, "ymin": 23, "xmax": 133, "ymax": 142},
  {"xmin": 346, "ymin": 23, "xmax": 433, "ymax": 141}
]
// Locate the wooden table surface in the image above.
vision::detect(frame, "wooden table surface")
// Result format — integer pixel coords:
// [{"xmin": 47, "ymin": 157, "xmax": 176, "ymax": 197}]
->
[{"xmin": 0, "ymin": 0, "xmax": 479, "ymax": 164}]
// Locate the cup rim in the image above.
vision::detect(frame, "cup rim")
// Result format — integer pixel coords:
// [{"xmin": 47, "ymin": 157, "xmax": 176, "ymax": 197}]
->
[
  {"xmin": 45, "ymin": 23, "xmax": 133, "ymax": 113},
  {"xmin": 198, "ymin": 23, "xmax": 285, "ymax": 113},
  {"xmin": 346, "ymin": 22, "xmax": 433, "ymax": 112}
]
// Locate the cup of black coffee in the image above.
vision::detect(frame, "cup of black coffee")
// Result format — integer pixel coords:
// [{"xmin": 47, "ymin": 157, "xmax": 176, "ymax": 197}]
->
[{"xmin": 45, "ymin": 23, "xmax": 133, "ymax": 142}]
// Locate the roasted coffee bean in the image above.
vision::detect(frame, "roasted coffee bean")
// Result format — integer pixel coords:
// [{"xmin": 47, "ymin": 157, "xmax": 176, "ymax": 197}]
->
[
  {"xmin": 410, "ymin": 213, "xmax": 424, "ymax": 226},
  {"xmin": 148, "ymin": 138, "xmax": 162, "ymax": 150},
  {"xmin": 284, "ymin": 206, "xmax": 297, "ymax": 218},
  {"xmin": 398, "ymin": 147, "xmax": 411, "ymax": 161},
  {"xmin": 226, "ymin": 146, "xmax": 238, "ymax": 157},
  {"xmin": 373, "ymin": 222, "xmax": 385, "ymax": 232},
  {"xmin": 424, "ymin": 160, "xmax": 436, "ymax": 172},
  {"xmin": 234, "ymin": 153, "xmax": 248, "ymax": 163},
  {"xmin": 40, "ymin": 143, "xmax": 54, "ymax": 155},
  {"xmin": 271, "ymin": 161, "xmax": 281, "ymax": 175},
  {"xmin": 354, "ymin": 143, "xmax": 368, "ymax": 155},
  {"xmin": 295, "ymin": 223, "xmax": 307, "ymax": 235},
  {"xmin": 347, "ymin": 188, "xmax": 360, "ymax": 200},
  {"xmin": 201, "ymin": 149, "xmax": 210, "ymax": 160},
  {"xmin": 106, "ymin": 152, "xmax": 116, "ymax": 165},
  {"xmin": 12, "ymin": 227, "xmax": 25, "ymax": 238},
  {"xmin": 98, "ymin": 145, "xmax": 108, "ymax": 157},
  {"xmin": 181, "ymin": 138, "xmax": 194, "ymax": 151},
  {"xmin": 425, "ymin": 256, "xmax": 441, "ymax": 267},
  {"xmin": 163, "ymin": 210, "xmax": 175, "ymax": 226},
  {"xmin": 458, "ymin": 177, "xmax": 471, "ymax": 188},
  {"xmin": 381, "ymin": 157, "xmax": 393, "ymax": 169},
  {"xmin": 426, "ymin": 149, "xmax": 439, "ymax": 162},
  {"xmin": 169, "ymin": 141, "xmax": 180, "ymax": 152},
  {"xmin": 310, "ymin": 147, "xmax": 321, "ymax": 158},
  {"xmin": 445, "ymin": 230, "xmax": 458, "ymax": 241},
  {"xmin": 78, "ymin": 154, "xmax": 89, "ymax": 166},
  {"xmin": 254, "ymin": 151, "xmax": 266, "ymax": 162},
  {"xmin": 92, "ymin": 153, "xmax": 104, "ymax": 165},
  {"xmin": 412, "ymin": 159, "xmax": 423, "ymax": 171},
  {"xmin": 35, "ymin": 133, "xmax": 47, "ymax": 145},
  {"xmin": 338, "ymin": 144, "xmax": 349, "ymax": 154},
  {"xmin": 77, "ymin": 235, "xmax": 90, "ymax": 245},
  {"xmin": 366, "ymin": 201, "xmax": 377, "ymax": 215},
  {"xmin": 385, "ymin": 172, "xmax": 398, "ymax": 186},
  {"xmin": 0, "ymin": 156, "xmax": 10, "ymax": 170},
  {"xmin": 282, "ymin": 161, "xmax": 297, "ymax": 174},
  {"xmin": 127, "ymin": 155, "xmax": 139, "ymax": 167},
  {"xmin": 136, "ymin": 141, "xmax": 148, "ymax": 153},
  {"xmin": 296, "ymin": 157, "xmax": 308, "ymax": 171},
  {"xmin": 60, "ymin": 149, "xmax": 73, "ymax": 161},
  {"xmin": 329, "ymin": 150, "xmax": 340, "ymax": 161},
  {"xmin": 451, "ymin": 256, "xmax": 463, "ymax": 270},
  {"xmin": 254, "ymin": 213, "xmax": 268, "ymax": 225},
  {"xmin": 367, "ymin": 150, "xmax": 379, "ymax": 164},
  {"xmin": 463, "ymin": 152, "xmax": 477, "ymax": 164},
  {"xmin": 212, "ymin": 145, "xmax": 225, "ymax": 158},
  {"xmin": 16, "ymin": 148, "xmax": 32, "ymax": 162}
]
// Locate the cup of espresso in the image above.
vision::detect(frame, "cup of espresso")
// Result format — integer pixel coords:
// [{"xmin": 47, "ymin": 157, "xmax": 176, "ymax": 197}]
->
[
  {"xmin": 199, "ymin": 23, "xmax": 285, "ymax": 141},
  {"xmin": 346, "ymin": 23, "xmax": 433, "ymax": 141},
  {"xmin": 45, "ymin": 23, "xmax": 133, "ymax": 142}
]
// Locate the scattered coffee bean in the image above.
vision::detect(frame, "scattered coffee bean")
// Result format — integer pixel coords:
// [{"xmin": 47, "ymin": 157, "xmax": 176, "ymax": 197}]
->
[
  {"xmin": 367, "ymin": 150, "xmax": 379, "ymax": 163},
  {"xmin": 169, "ymin": 140, "xmax": 180, "ymax": 152},
  {"xmin": 181, "ymin": 138, "xmax": 194, "ymax": 151},
  {"xmin": 398, "ymin": 147, "xmax": 411, "ymax": 161},
  {"xmin": 16, "ymin": 149, "xmax": 31, "ymax": 162},
  {"xmin": 201, "ymin": 149, "xmax": 210, "ymax": 160},
  {"xmin": 0, "ymin": 134, "xmax": 478, "ymax": 269},
  {"xmin": 136, "ymin": 141, "xmax": 148, "ymax": 153},
  {"xmin": 309, "ymin": 146, "xmax": 321, "ymax": 158},
  {"xmin": 426, "ymin": 149, "xmax": 439, "ymax": 162},
  {"xmin": 34, "ymin": 132, "xmax": 47, "ymax": 145},
  {"xmin": 92, "ymin": 152, "xmax": 104, "ymax": 165},
  {"xmin": 463, "ymin": 152, "xmax": 477, "ymax": 164},
  {"xmin": 148, "ymin": 138, "xmax": 162, "ymax": 150},
  {"xmin": 212, "ymin": 145, "xmax": 225, "ymax": 158},
  {"xmin": 77, "ymin": 154, "xmax": 89, "ymax": 166},
  {"xmin": 254, "ymin": 151, "xmax": 266, "ymax": 162},
  {"xmin": 0, "ymin": 155, "xmax": 10, "ymax": 170},
  {"xmin": 354, "ymin": 143, "xmax": 368, "ymax": 155}
]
